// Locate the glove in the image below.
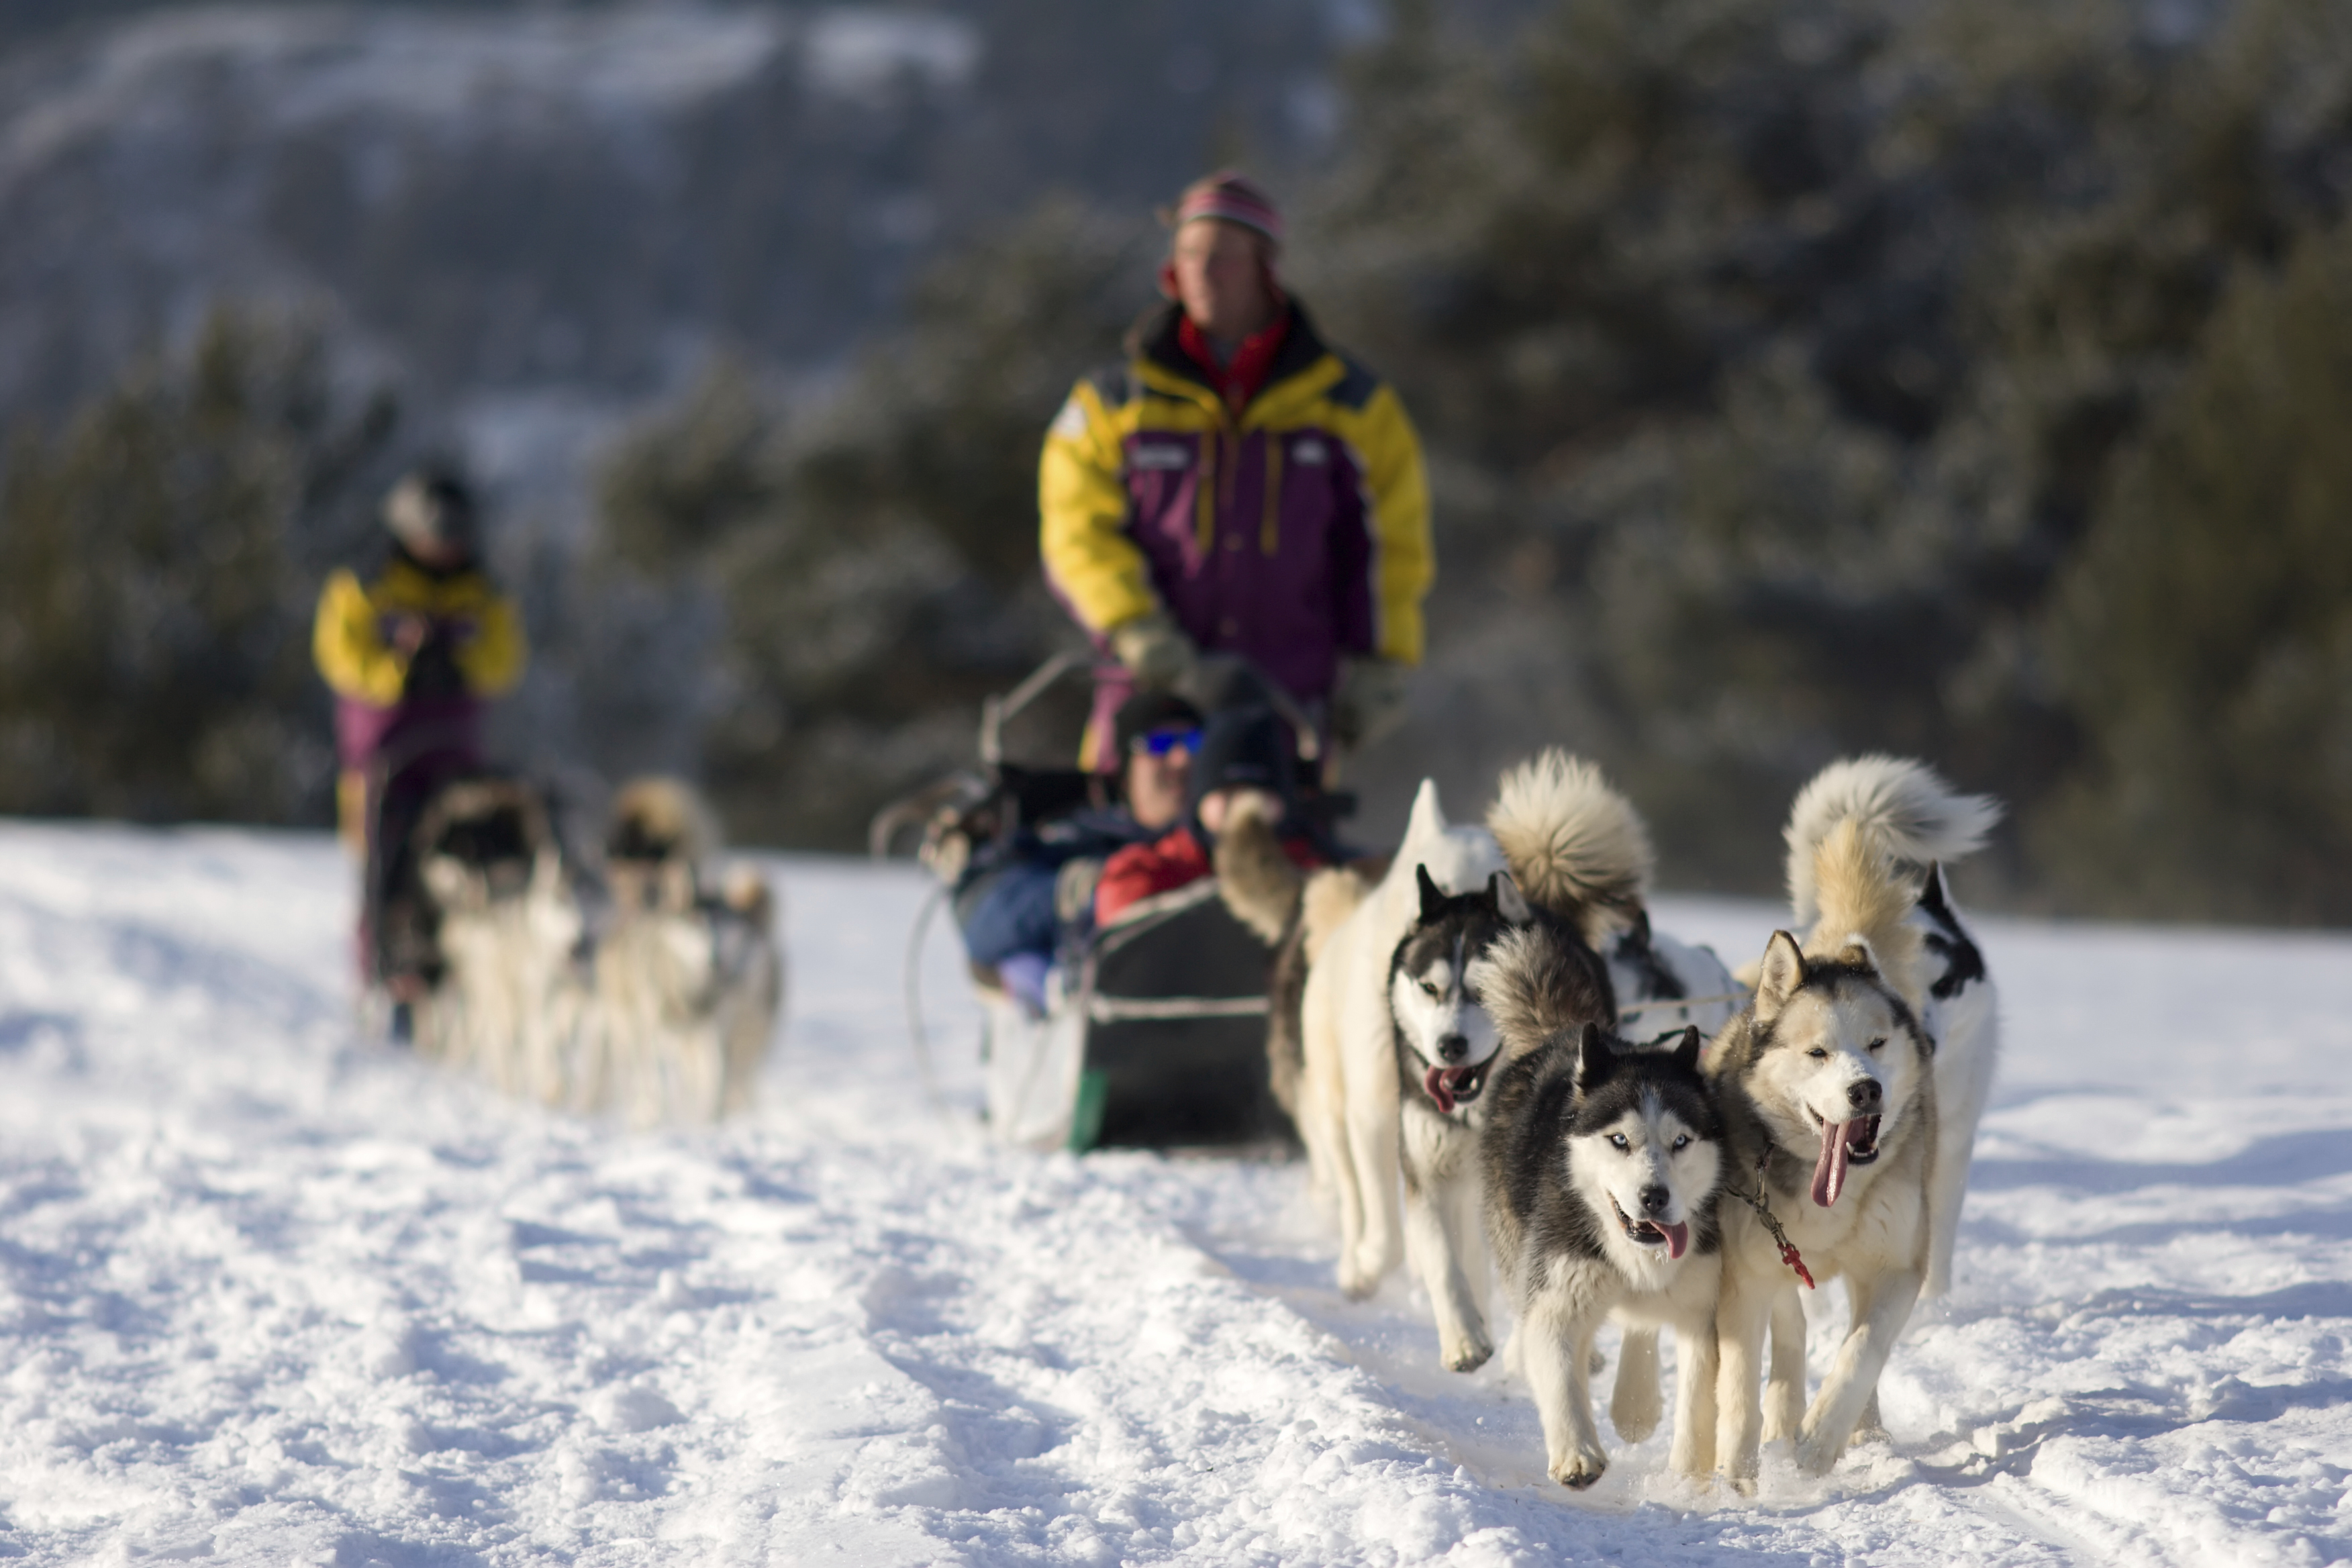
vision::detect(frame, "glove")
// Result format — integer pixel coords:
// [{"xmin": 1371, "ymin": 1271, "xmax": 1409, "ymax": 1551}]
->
[
  {"xmin": 1331, "ymin": 656, "xmax": 1412, "ymax": 749},
  {"xmin": 1053, "ymin": 856, "xmax": 1105, "ymax": 924},
  {"xmin": 1110, "ymin": 611, "xmax": 1199, "ymax": 691}
]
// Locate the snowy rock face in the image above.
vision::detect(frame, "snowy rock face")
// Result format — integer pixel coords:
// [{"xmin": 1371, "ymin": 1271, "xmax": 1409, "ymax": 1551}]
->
[
  {"xmin": 0, "ymin": 1, "xmax": 1339, "ymax": 497},
  {"xmin": 0, "ymin": 826, "xmax": 2347, "ymax": 1563}
]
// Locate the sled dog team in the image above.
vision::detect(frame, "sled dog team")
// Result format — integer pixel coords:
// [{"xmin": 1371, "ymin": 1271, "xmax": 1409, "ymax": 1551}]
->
[
  {"xmin": 404, "ymin": 775, "xmax": 783, "ymax": 1126},
  {"xmin": 1277, "ymin": 751, "xmax": 2000, "ymax": 1491}
]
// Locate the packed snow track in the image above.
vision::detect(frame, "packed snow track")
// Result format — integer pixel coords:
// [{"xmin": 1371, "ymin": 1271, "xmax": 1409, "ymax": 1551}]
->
[{"xmin": 0, "ymin": 822, "xmax": 2344, "ymax": 1565}]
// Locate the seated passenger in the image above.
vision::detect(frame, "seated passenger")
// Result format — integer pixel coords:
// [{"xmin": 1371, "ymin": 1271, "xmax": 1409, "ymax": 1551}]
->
[
  {"xmin": 1093, "ymin": 706, "xmax": 1331, "ymax": 928},
  {"xmin": 954, "ymin": 691, "xmax": 1204, "ymax": 1014}
]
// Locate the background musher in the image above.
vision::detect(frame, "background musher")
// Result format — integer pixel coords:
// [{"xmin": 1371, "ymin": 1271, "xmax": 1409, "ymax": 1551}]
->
[
  {"xmin": 312, "ymin": 467, "xmax": 526, "ymax": 1021},
  {"xmin": 1038, "ymin": 171, "xmax": 1436, "ymax": 777}
]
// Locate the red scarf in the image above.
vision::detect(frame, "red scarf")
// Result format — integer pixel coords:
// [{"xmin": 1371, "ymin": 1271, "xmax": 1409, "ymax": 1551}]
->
[{"xmin": 1178, "ymin": 308, "xmax": 1291, "ymax": 417}]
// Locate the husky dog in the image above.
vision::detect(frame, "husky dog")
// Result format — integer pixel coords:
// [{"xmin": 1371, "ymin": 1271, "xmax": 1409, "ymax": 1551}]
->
[
  {"xmin": 587, "ymin": 778, "xmax": 782, "ymax": 1125},
  {"xmin": 1383, "ymin": 865, "xmax": 1559, "ymax": 1369},
  {"xmin": 1482, "ymin": 1022, "xmax": 1724, "ymax": 1487},
  {"xmin": 1710, "ymin": 816, "xmax": 1941, "ymax": 1483},
  {"xmin": 1296, "ymin": 780, "xmax": 1504, "ymax": 1312},
  {"xmin": 1780, "ymin": 756, "xmax": 2002, "ymax": 1300},
  {"xmin": 411, "ymin": 777, "xmax": 586, "ymax": 1106}
]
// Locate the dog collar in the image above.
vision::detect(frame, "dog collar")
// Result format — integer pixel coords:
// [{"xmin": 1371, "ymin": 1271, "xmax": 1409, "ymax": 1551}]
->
[{"xmin": 1725, "ymin": 1151, "xmax": 1815, "ymax": 1290}]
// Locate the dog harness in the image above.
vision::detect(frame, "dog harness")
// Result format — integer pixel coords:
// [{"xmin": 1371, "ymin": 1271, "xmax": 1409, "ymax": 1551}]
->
[{"xmin": 1724, "ymin": 1151, "xmax": 1816, "ymax": 1289}]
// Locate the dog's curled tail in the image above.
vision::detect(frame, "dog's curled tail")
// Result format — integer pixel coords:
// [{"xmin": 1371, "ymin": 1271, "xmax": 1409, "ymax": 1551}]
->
[
  {"xmin": 1213, "ymin": 798, "xmax": 1306, "ymax": 946},
  {"xmin": 1806, "ymin": 819, "xmax": 1928, "ymax": 1009},
  {"xmin": 1486, "ymin": 749, "xmax": 1651, "ymax": 947},
  {"xmin": 1784, "ymin": 755, "xmax": 2000, "ymax": 926},
  {"xmin": 1475, "ymin": 922, "xmax": 1615, "ymax": 1055}
]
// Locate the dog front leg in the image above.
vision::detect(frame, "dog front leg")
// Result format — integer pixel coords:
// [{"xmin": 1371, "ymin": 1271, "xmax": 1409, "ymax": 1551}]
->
[
  {"xmin": 1668, "ymin": 1304, "xmax": 1719, "ymax": 1478},
  {"xmin": 1763, "ymin": 1284, "xmax": 1806, "ymax": 1441},
  {"xmin": 1609, "ymin": 1326, "xmax": 1661, "ymax": 1442},
  {"xmin": 1523, "ymin": 1293, "xmax": 1608, "ymax": 1488},
  {"xmin": 1796, "ymin": 1267, "xmax": 1921, "ymax": 1474},
  {"xmin": 1713, "ymin": 1263, "xmax": 1773, "ymax": 1491},
  {"xmin": 1339, "ymin": 1079, "xmax": 1404, "ymax": 1295},
  {"xmin": 1401, "ymin": 1163, "xmax": 1491, "ymax": 1371}
]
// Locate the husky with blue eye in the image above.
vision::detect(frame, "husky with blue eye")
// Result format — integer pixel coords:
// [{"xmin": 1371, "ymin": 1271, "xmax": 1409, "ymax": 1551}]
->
[{"xmin": 1480, "ymin": 1020, "xmax": 1726, "ymax": 1489}]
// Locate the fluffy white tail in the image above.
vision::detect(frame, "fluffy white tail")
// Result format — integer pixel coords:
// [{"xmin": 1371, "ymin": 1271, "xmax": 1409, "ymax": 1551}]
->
[
  {"xmin": 1784, "ymin": 755, "xmax": 2001, "ymax": 926},
  {"xmin": 1486, "ymin": 750, "xmax": 1651, "ymax": 946}
]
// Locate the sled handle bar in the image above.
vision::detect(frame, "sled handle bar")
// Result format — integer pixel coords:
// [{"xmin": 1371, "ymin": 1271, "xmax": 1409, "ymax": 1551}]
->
[{"xmin": 981, "ymin": 648, "xmax": 1089, "ymax": 767}]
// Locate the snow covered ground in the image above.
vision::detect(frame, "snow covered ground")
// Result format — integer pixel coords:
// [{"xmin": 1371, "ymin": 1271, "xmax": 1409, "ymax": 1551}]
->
[{"xmin": 0, "ymin": 820, "xmax": 2345, "ymax": 1566}]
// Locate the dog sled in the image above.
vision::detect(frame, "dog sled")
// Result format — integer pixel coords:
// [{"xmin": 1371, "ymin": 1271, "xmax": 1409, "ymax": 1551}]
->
[{"xmin": 874, "ymin": 651, "xmax": 1320, "ymax": 1154}]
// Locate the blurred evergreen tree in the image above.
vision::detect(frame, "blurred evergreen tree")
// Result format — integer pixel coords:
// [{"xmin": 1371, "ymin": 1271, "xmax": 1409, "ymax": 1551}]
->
[
  {"xmin": 2041, "ymin": 217, "xmax": 2352, "ymax": 922},
  {"xmin": 591, "ymin": 198, "xmax": 1155, "ymax": 846},
  {"xmin": 0, "ymin": 309, "xmax": 397, "ymax": 823}
]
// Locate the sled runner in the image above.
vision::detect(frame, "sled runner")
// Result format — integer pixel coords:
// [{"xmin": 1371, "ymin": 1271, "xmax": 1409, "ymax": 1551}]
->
[{"xmin": 877, "ymin": 650, "xmax": 1322, "ymax": 1154}]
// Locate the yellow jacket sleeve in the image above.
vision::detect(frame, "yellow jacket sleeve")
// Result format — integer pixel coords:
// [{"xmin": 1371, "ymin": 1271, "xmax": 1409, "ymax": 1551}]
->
[
  {"xmin": 454, "ymin": 592, "xmax": 527, "ymax": 697},
  {"xmin": 1039, "ymin": 379, "xmax": 1157, "ymax": 634},
  {"xmin": 312, "ymin": 569, "xmax": 407, "ymax": 705},
  {"xmin": 1360, "ymin": 385, "xmax": 1434, "ymax": 667}
]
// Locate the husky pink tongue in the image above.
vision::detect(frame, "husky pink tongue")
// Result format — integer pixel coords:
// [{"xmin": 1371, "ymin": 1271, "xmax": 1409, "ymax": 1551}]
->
[
  {"xmin": 1424, "ymin": 1065, "xmax": 1460, "ymax": 1114},
  {"xmin": 1659, "ymin": 1220, "xmax": 1689, "ymax": 1261},
  {"xmin": 1811, "ymin": 1118, "xmax": 1853, "ymax": 1207}
]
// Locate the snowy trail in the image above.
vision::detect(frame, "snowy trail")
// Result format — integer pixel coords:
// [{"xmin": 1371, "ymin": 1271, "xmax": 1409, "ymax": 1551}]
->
[{"xmin": 0, "ymin": 824, "xmax": 2344, "ymax": 1565}]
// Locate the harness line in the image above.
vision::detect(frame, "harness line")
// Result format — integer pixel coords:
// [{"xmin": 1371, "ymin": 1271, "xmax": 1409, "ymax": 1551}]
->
[{"xmin": 1724, "ymin": 1150, "xmax": 1816, "ymax": 1289}]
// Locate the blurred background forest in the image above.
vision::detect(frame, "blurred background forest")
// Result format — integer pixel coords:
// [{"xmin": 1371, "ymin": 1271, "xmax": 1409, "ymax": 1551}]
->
[{"xmin": 0, "ymin": 0, "xmax": 2348, "ymax": 923}]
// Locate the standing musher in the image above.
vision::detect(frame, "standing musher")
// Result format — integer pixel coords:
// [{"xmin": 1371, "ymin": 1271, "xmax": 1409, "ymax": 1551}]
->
[
  {"xmin": 313, "ymin": 467, "xmax": 527, "ymax": 1020},
  {"xmin": 1039, "ymin": 171, "xmax": 1434, "ymax": 777}
]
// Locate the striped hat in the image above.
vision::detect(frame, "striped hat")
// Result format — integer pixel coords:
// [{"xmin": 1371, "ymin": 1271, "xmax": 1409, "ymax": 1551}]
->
[{"xmin": 1169, "ymin": 171, "xmax": 1283, "ymax": 249}]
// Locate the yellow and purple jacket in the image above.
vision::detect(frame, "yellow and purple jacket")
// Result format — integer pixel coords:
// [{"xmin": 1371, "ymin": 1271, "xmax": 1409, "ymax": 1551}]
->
[
  {"xmin": 1040, "ymin": 301, "xmax": 1434, "ymax": 736},
  {"xmin": 312, "ymin": 549, "xmax": 526, "ymax": 782}
]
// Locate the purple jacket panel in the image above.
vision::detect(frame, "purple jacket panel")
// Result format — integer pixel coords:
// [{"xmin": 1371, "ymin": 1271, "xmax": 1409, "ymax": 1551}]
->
[
  {"xmin": 1119, "ymin": 425, "xmax": 1373, "ymax": 705},
  {"xmin": 334, "ymin": 694, "xmax": 485, "ymax": 777}
]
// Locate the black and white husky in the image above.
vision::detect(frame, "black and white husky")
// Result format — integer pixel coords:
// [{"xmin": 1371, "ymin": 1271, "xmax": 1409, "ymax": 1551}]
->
[
  {"xmin": 586, "ymin": 778, "xmax": 782, "ymax": 1126},
  {"xmin": 1385, "ymin": 864, "xmax": 1563, "ymax": 1371},
  {"xmin": 1481, "ymin": 1022, "xmax": 1725, "ymax": 1488}
]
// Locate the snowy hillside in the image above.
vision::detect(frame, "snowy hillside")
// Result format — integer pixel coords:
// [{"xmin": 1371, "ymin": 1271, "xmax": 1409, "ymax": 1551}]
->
[{"xmin": 0, "ymin": 820, "xmax": 2345, "ymax": 1564}]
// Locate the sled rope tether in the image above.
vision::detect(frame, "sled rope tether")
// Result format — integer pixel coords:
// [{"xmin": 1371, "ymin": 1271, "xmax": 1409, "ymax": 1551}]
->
[
  {"xmin": 901, "ymin": 882, "xmax": 951, "ymax": 1117},
  {"xmin": 1724, "ymin": 1151, "xmax": 1816, "ymax": 1289}
]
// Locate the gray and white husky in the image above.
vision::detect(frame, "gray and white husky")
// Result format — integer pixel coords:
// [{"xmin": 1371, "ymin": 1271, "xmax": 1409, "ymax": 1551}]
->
[
  {"xmin": 1709, "ymin": 781, "xmax": 1981, "ymax": 1485},
  {"xmin": 585, "ymin": 778, "xmax": 782, "ymax": 1126},
  {"xmin": 1781, "ymin": 755, "xmax": 2002, "ymax": 1301},
  {"xmin": 1481, "ymin": 1021, "xmax": 1725, "ymax": 1488}
]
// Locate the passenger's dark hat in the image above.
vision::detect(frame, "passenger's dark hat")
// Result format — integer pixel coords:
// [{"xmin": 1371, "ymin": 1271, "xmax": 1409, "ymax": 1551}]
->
[
  {"xmin": 1113, "ymin": 689, "xmax": 1206, "ymax": 760},
  {"xmin": 1189, "ymin": 705, "xmax": 1296, "ymax": 810}
]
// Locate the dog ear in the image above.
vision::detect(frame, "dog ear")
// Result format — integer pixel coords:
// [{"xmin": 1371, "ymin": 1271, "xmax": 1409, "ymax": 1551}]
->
[
  {"xmin": 1573, "ymin": 1022, "xmax": 1615, "ymax": 1094},
  {"xmin": 1416, "ymin": 863, "xmax": 1447, "ymax": 923},
  {"xmin": 1488, "ymin": 870, "xmax": 1531, "ymax": 924},
  {"xmin": 1754, "ymin": 930, "xmax": 1807, "ymax": 1017},
  {"xmin": 1671, "ymin": 1025, "xmax": 1702, "ymax": 1073}
]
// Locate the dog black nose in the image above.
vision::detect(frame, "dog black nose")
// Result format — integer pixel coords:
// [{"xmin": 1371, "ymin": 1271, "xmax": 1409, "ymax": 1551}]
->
[
  {"xmin": 1847, "ymin": 1078, "xmax": 1883, "ymax": 1112},
  {"xmin": 1438, "ymin": 1034, "xmax": 1469, "ymax": 1063},
  {"xmin": 1638, "ymin": 1184, "xmax": 1669, "ymax": 1216}
]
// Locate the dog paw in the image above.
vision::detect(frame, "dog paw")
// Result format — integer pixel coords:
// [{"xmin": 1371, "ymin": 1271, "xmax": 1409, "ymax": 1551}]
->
[
  {"xmin": 1611, "ymin": 1408, "xmax": 1660, "ymax": 1444},
  {"xmin": 1551, "ymin": 1449, "xmax": 1608, "ymax": 1489},
  {"xmin": 1442, "ymin": 1334, "xmax": 1493, "ymax": 1373},
  {"xmin": 1728, "ymin": 1473, "xmax": 1759, "ymax": 1499},
  {"xmin": 1336, "ymin": 1260, "xmax": 1378, "ymax": 1301},
  {"xmin": 1794, "ymin": 1428, "xmax": 1843, "ymax": 1476}
]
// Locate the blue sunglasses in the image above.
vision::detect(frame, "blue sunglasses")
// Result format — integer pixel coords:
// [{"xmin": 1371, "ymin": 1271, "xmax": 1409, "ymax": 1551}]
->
[{"xmin": 1132, "ymin": 726, "xmax": 1202, "ymax": 758}]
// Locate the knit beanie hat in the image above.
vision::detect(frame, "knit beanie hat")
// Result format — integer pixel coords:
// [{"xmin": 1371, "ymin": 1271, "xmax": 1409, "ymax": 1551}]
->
[
  {"xmin": 383, "ymin": 467, "xmax": 478, "ymax": 556},
  {"xmin": 1167, "ymin": 171, "xmax": 1283, "ymax": 251},
  {"xmin": 1188, "ymin": 705, "xmax": 1297, "ymax": 813},
  {"xmin": 1113, "ymin": 689, "xmax": 1207, "ymax": 759}
]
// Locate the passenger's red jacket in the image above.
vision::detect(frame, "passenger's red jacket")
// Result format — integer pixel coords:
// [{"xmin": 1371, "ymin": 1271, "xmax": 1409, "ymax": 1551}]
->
[{"xmin": 1093, "ymin": 824, "xmax": 1326, "ymax": 928}]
